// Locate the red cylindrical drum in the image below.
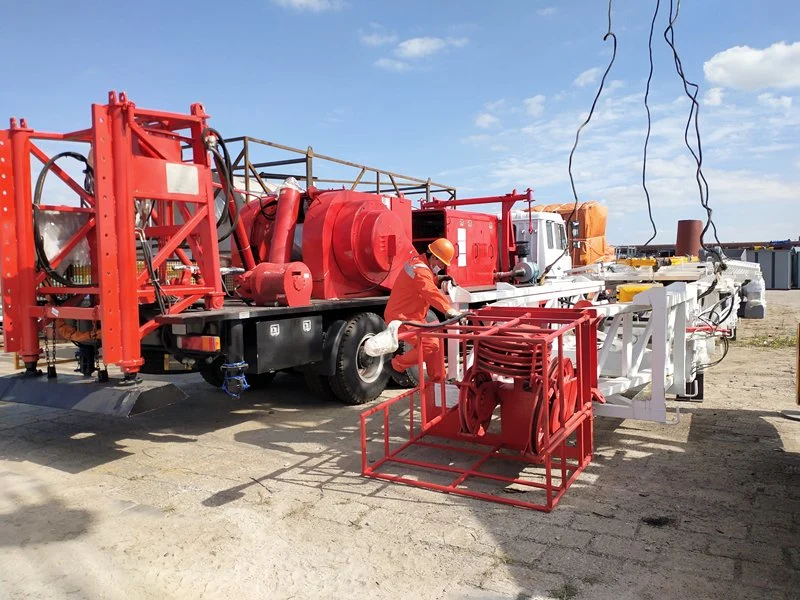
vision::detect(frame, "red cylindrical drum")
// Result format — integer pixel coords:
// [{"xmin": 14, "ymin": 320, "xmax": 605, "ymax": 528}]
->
[
  {"xmin": 676, "ymin": 219, "xmax": 703, "ymax": 257},
  {"xmin": 238, "ymin": 261, "xmax": 312, "ymax": 306}
]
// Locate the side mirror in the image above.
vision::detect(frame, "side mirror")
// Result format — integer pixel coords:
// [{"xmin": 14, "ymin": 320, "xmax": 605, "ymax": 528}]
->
[{"xmin": 571, "ymin": 221, "xmax": 580, "ymax": 237}]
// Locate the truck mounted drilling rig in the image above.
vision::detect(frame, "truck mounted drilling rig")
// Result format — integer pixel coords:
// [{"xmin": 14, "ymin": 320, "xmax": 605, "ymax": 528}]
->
[{"xmin": 0, "ymin": 92, "xmax": 763, "ymax": 426}]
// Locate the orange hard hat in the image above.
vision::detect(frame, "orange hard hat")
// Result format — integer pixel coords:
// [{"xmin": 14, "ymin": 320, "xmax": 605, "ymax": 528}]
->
[{"xmin": 428, "ymin": 238, "xmax": 455, "ymax": 266}]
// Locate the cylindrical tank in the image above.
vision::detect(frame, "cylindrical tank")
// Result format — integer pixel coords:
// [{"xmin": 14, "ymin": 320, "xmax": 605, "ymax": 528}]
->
[
  {"xmin": 268, "ymin": 187, "xmax": 302, "ymax": 264},
  {"xmin": 237, "ymin": 262, "xmax": 312, "ymax": 307},
  {"xmin": 676, "ymin": 219, "xmax": 702, "ymax": 257}
]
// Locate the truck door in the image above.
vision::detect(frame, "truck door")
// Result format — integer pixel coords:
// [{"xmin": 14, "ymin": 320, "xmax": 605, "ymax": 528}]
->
[{"xmin": 542, "ymin": 219, "xmax": 572, "ymax": 277}]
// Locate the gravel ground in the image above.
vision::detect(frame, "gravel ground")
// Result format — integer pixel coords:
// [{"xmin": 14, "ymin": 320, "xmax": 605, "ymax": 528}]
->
[{"xmin": 0, "ymin": 291, "xmax": 798, "ymax": 600}]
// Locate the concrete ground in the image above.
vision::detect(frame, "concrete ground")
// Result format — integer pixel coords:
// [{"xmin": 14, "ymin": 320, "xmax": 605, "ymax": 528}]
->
[{"xmin": 1, "ymin": 292, "xmax": 799, "ymax": 599}]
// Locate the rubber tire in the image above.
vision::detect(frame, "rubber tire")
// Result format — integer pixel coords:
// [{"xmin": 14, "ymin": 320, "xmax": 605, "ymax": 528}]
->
[
  {"xmin": 200, "ymin": 358, "xmax": 225, "ymax": 388},
  {"xmin": 328, "ymin": 312, "xmax": 391, "ymax": 405},
  {"xmin": 390, "ymin": 310, "xmax": 440, "ymax": 388},
  {"xmin": 303, "ymin": 367, "xmax": 336, "ymax": 400}
]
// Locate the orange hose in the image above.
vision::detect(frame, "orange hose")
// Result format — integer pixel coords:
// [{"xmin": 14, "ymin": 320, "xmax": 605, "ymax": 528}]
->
[{"xmin": 55, "ymin": 319, "xmax": 101, "ymax": 343}]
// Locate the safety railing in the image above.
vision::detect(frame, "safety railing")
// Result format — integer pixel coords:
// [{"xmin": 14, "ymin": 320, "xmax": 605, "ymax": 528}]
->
[{"xmin": 223, "ymin": 136, "xmax": 457, "ymax": 203}]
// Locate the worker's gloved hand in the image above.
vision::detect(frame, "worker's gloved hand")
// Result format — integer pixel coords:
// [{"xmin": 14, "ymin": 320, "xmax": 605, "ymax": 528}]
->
[
  {"xmin": 437, "ymin": 274, "xmax": 457, "ymax": 286},
  {"xmin": 446, "ymin": 308, "xmax": 469, "ymax": 325}
]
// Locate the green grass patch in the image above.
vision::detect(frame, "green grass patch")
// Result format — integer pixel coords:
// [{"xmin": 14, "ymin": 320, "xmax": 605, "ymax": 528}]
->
[
  {"xmin": 549, "ymin": 582, "xmax": 579, "ymax": 600},
  {"xmin": 742, "ymin": 334, "xmax": 797, "ymax": 349}
]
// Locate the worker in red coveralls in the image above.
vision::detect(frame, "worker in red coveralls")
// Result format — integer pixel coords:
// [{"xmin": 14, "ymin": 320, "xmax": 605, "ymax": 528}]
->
[{"xmin": 384, "ymin": 238, "xmax": 461, "ymax": 383}]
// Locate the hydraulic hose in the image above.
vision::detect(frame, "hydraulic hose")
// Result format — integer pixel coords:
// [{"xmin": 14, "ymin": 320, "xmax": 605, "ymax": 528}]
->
[
  {"xmin": 203, "ymin": 128, "xmax": 251, "ymax": 270},
  {"xmin": 32, "ymin": 152, "xmax": 96, "ymax": 288},
  {"xmin": 399, "ymin": 312, "xmax": 474, "ymax": 328}
]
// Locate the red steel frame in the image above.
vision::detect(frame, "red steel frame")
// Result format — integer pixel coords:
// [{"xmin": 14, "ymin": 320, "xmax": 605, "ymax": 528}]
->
[
  {"xmin": 419, "ymin": 189, "xmax": 533, "ymax": 272},
  {"xmin": 0, "ymin": 91, "xmax": 226, "ymax": 374},
  {"xmin": 360, "ymin": 307, "xmax": 599, "ymax": 511}
]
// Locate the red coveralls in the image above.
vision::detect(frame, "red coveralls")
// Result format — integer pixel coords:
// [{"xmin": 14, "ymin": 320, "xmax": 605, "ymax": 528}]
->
[{"xmin": 384, "ymin": 254, "xmax": 453, "ymax": 382}]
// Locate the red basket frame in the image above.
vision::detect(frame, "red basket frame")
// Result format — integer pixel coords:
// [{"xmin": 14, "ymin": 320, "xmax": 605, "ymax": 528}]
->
[{"xmin": 360, "ymin": 306, "xmax": 599, "ymax": 511}]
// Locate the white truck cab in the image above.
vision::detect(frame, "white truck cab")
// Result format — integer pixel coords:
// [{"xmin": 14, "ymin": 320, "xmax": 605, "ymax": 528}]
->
[{"xmin": 510, "ymin": 210, "xmax": 573, "ymax": 279}]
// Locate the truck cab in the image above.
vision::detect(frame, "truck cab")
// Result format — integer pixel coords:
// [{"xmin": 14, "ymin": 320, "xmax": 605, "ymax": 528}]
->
[{"xmin": 511, "ymin": 210, "xmax": 573, "ymax": 279}]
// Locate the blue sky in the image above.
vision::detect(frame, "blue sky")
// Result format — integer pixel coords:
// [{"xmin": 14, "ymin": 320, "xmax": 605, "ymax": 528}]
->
[{"xmin": 2, "ymin": 0, "xmax": 799, "ymax": 244}]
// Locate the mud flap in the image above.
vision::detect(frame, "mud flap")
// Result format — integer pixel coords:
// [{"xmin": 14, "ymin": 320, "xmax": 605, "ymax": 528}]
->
[{"xmin": 0, "ymin": 374, "xmax": 187, "ymax": 417}]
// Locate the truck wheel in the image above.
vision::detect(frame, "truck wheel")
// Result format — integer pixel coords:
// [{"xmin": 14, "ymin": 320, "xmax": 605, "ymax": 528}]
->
[
  {"xmin": 390, "ymin": 310, "xmax": 439, "ymax": 388},
  {"xmin": 200, "ymin": 358, "xmax": 225, "ymax": 388},
  {"xmin": 328, "ymin": 312, "xmax": 390, "ymax": 405},
  {"xmin": 303, "ymin": 367, "xmax": 336, "ymax": 400}
]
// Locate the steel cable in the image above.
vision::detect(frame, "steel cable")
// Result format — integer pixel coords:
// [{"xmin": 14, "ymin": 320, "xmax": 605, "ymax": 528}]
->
[
  {"xmin": 538, "ymin": 0, "xmax": 617, "ymax": 283},
  {"xmin": 641, "ymin": 0, "xmax": 661, "ymax": 248},
  {"xmin": 662, "ymin": 0, "xmax": 725, "ymax": 269}
]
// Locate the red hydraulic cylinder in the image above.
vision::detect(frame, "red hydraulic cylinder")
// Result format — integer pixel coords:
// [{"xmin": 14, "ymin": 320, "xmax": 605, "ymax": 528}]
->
[
  {"xmin": 268, "ymin": 186, "xmax": 302, "ymax": 264},
  {"xmin": 7, "ymin": 120, "xmax": 40, "ymax": 366},
  {"xmin": 109, "ymin": 94, "xmax": 144, "ymax": 373},
  {"xmin": 237, "ymin": 262, "xmax": 313, "ymax": 307}
]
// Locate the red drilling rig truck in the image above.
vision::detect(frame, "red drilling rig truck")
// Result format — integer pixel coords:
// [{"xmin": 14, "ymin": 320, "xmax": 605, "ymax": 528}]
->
[{"xmin": 0, "ymin": 92, "xmax": 577, "ymax": 416}]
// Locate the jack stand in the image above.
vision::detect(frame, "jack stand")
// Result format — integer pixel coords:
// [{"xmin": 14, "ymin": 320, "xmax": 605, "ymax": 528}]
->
[
  {"xmin": 119, "ymin": 373, "xmax": 140, "ymax": 386},
  {"xmin": 74, "ymin": 345, "xmax": 98, "ymax": 377},
  {"xmin": 23, "ymin": 363, "xmax": 42, "ymax": 378}
]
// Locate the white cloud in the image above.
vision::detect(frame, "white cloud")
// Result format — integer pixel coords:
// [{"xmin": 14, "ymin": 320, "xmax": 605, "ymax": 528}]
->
[
  {"xmin": 374, "ymin": 58, "xmax": 410, "ymax": 72},
  {"xmin": 272, "ymin": 0, "xmax": 345, "ymax": 12},
  {"xmin": 395, "ymin": 36, "xmax": 468, "ymax": 59},
  {"xmin": 537, "ymin": 6, "xmax": 557, "ymax": 16},
  {"xmin": 475, "ymin": 113, "xmax": 500, "ymax": 129},
  {"xmin": 396, "ymin": 37, "xmax": 446, "ymax": 59},
  {"xmin": 758, "ymin": 93, "xmax": 793, "ymax": 109},
  {"xmin": 360, "ymin": 29, "xmax": 397, "ymax": 46},
  {"xmin": 447, "ymin": 37, "xmax": 469, "ymax": 48},
  {"xmin": 574, "ymin": 67, "xmax": 601, "ymax": 87},
  {"xmin": 703, "ymin": 87, "xmax": 724, "ymax": 106},
  {"xmin": 524, "ymin": 95, "xmax": 546, "ymax": 117},
  {"xmin": 704, "ymin": 41, "xmax": 800, "ymax": 91},
  {"xmin": 485, "ymin": 99, "xmax": 506, "ymax": 112},
  {"xmin": 608, "ymin": 80, "xmax": 626, "ymax": 91}
]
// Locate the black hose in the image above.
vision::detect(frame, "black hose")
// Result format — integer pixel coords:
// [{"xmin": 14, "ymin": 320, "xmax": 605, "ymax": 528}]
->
[
  {"xmin": 641, "ymin": 0, "xmax": 660, "ymax": 248},
  {"xmin": 202, "ymin": 127, "xmax": 239, "ymax": 234},
  {"xmin": 662, "ymin": 0, "xmax": 725, "ymax": 270},
  {"xmin": 399, "ymin": 312, "xmax": 474, "ymax": 329},
  {"xmin": 538, "ymin": 0, "xmax": 617, "ymax": 283},
  {"xmin": 209, "ymin": 147, "xmax": 247, "ymax": 265},
  {"xmin": 32, "ymin": 152, "xmax": 96, "ymax": 288}
]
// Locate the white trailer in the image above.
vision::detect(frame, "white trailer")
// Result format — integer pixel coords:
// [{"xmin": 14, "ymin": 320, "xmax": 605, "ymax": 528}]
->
[{"xmin": 440, "ymin": 213, "xmax": 767, "ymax": 423}]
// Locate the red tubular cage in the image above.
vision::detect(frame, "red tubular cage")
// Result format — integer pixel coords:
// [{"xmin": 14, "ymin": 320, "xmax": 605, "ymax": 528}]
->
[
  {"xmin": 0, "ymin": 91, "xmax": 225, "ymax": 374},
  {"xmin": 360, "ymin": 306, "xmax": 601, "ymax": 511}
]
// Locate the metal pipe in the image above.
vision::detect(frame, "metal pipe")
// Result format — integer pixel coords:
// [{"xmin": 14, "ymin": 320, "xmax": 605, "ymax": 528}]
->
[{"xmin": 268, "ymin": 186, "xmax": 302, "ymax": 264}]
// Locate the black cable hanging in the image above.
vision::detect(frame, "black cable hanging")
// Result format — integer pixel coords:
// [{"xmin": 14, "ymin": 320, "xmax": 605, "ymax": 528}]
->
[
  {"xmin": 641, "ymin": 0, "xmax": 661, "ymax": 248},
  {"xmin": 538, "ymin": 0, "xmax": 618, "ymax": 283},
  {"xmin": 662, "ymin": 0, "xmax": 725, "ymax": 269}
]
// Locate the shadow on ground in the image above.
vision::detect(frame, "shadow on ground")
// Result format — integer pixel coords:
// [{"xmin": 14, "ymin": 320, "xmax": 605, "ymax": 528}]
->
[
  {"xmin": 0, "ymin": 372, "xmax": 330, "ymax": 473},
  {"xmin": 2, "ymin": 367, "xmax": 799, "ymax": 598},
  {"xmin": 0, "ymin": 472, "xmax": 94, "ymax": 547}
]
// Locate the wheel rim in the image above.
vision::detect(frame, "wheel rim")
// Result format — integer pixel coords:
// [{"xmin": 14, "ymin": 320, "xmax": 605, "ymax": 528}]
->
[{"xmin": 356, "ymin": 334, "xmax": 383, "ymax": 384}]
